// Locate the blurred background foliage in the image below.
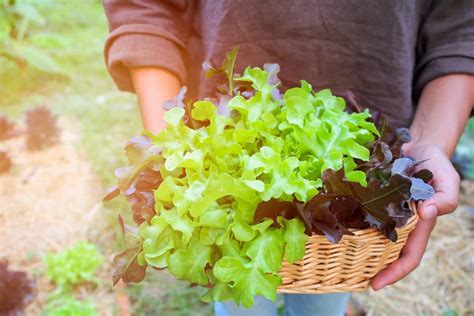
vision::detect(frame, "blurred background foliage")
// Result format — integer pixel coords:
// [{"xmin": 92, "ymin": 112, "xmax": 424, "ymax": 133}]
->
[
  {"xmin": 0, "ymin": 0, "xmax": 66, "ymax": 77},
  {"xmin": 1, "ymin": 0, "xmax": 140, "ymax": 185}
]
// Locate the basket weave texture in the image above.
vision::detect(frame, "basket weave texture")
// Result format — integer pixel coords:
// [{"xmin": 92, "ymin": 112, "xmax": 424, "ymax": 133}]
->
[{"xmin": 277, "ymin": 201, "xmax": 418, "ymax": 294}]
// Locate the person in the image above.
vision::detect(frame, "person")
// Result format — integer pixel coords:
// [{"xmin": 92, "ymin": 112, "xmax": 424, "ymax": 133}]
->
[{"xmin": 102, "ymin": 1, "xmax": 474, "ymax": 315}]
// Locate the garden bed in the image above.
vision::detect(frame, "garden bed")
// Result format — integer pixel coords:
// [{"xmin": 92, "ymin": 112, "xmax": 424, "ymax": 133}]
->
[{"xmin": 0, "ymin": 118, "xmax": 118, "ymax": 315}]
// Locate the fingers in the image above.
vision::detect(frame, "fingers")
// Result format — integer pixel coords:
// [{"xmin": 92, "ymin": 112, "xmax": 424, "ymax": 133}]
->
[
  {"xmin": 419, "ymin": 159, "xmax": 460, "ymax": 219},
  {"xmin": 371, "ymin": 218, "xmax": 436, "ymax": 291}
]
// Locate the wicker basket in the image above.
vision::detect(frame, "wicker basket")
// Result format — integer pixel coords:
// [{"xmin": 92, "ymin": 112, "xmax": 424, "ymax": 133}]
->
[{"xmin": 277, "ymin": 201, "xmax": 418, "ymax": 294}]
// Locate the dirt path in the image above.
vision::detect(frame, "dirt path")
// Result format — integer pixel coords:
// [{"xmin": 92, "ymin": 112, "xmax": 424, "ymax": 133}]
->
[{"xmin": 0, "ymin": 118, "xmax": 118, "ymax": 315}]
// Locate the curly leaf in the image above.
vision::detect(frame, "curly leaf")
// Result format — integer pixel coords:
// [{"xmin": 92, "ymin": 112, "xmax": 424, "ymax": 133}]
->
[
  {"xmin": 112, "ymin": 247, "xmax": 146, "ymax": 286},
  {"xmin": 213, "ymin": 257, "xmax": 281, "ymax": 307},
  {"xmin": 281, "ymin": 219, "xmax": 308, "ymax": 263}
]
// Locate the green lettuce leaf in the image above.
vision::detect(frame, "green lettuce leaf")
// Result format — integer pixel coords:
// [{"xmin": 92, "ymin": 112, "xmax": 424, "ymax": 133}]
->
[
  {"xmin": 213, "ymin": 257, "xmax": 281, "ymax": 307},
  {"xmin": 281, "ymin": 218, "xmax": 308, "ymax": 263}
]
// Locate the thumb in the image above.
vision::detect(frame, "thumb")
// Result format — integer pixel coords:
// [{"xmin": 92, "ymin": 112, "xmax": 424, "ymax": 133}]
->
[{"xmin": 419, "ymin": 164, "xmax": 460, "ymax": 219}]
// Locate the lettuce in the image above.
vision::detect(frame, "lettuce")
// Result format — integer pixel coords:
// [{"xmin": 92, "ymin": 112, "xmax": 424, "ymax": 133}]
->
[{"xmin": 106, "ymin": 51, "xmax": 433, "ymax": 307}]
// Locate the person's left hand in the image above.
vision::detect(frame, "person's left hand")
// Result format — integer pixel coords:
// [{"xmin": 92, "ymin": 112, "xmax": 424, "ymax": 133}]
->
[{"xmin": 371, "ymin": 143, "xmax": 460, "ymax": 291}]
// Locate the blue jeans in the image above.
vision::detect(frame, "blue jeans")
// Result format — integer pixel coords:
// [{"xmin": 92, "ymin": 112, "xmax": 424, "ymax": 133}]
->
[{"xmin": 214, "ymin": 293, "xmax": 350, "ymax": 316}]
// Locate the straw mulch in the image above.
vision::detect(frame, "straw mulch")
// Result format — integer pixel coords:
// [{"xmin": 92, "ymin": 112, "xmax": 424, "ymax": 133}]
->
[
  {"xmin": 0, "ymin": 118, "xmax": 117, "ymax": 315},
  {"xmin": 354, "ymin": 187, "xmax": 474, "ymax": 316}
]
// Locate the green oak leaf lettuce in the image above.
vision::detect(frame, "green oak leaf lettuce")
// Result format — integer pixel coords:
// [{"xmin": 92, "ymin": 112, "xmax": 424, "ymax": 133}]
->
[
  {"xmin": 281, "ymin": 218, "xmax": 308, "ymax": 263},
  {"xmin": 213, "ymin": 257, "xmax": 282, "ymax": 307}
]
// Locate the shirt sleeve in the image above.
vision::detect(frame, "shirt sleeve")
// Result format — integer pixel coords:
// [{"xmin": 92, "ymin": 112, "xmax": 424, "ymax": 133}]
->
[
  {"xmin": 103, "ymin": 0, "xmax": 195, "ymax": 92},
  {"xmin": 414, "ymin": 0, "xmax": 474, "ymax": 100}
]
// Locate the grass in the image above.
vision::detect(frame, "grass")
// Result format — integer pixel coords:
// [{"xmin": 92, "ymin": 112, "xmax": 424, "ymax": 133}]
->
[
  {"xmin": 127, "ymin": 271, "xmax": 213, "ymax": 316},
  {"xmin": 0, "ymin": 1, "xmax": 210, "ymax": 314}
]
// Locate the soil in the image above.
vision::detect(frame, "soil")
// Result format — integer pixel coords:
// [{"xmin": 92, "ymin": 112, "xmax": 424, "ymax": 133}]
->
[{"xmin": 0, "ymin": 118, "xmax": 119, "ymax": 315}]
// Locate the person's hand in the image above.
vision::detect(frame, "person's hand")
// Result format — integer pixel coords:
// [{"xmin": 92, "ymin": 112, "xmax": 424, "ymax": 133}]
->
[
  {"xmin": 371, "ymin": 143, "xmax": 460, "ymax": 290},
  {"xmin": 130, "ymin": 67, "xmax": 181, "ymax": 134}
]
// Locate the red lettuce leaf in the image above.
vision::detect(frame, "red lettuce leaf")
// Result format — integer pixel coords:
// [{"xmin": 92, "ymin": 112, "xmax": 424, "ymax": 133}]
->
[
  {"xmin": 304, "ymin": 194, "xmax": 357, "ymax": 243},
  {"xmin": 103, "ymin": 185, "xmax": 120, "ymax": 202},
  {"xmin": 410, "ymin": 178, "xmax": 435, "ymax": 201},
  {"xmin": 322, "ymin": 169, "xmax": 412, "ymax": 241},
  {"xmin": 386, "ymin": 202, "xmax": 414, "ymax": 228},
  {"xmin": 112, "ymin": 247, "xmax": 147, "ymax": 286},
  {"xmin": 103, "ymin": 135, "xmax": 163, "ymax": 225},
  {"xmin": 0, "ymin": 260, "xmax": 36, "ymax": 314},
  {"xmin": 413, "ymin": 169, "xmax": 433, "ymax": 182},
  {"xmin": 254, "ymin": 199, "xmax": 300, "ymax": 224},
  {"xmin": 359, "ymin": 142, "xmax": 393, "ymax": 173},
  {"xmin": 25, "ymin": 106, "xmax": 59, "ymax": 150},
  {"xmin": 391, "ymin": 158, "xmax": 435, "ymax": 201},
  {"xmin": 378, "ymin": 118, "xmax": 411, "ymax": 159}
]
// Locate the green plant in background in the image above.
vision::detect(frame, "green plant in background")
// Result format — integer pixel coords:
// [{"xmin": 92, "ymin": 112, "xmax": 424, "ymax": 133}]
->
[
  {"xmin": 0, "ymin": 0, "xmax": 66, "ymax": 76},
  {"xmin": 45, "ymin": 241, "xmax": 102, "ymax": 293},
  {"xmin": 455, "ymin": 119, "xmax": 474, "ymax": 179},
  {"xmin": 441, "ymin": 309, "xmax": 459, "ymax": 316},
  {"xmin": 44, "ymin": 241, "xmax": 102, "ymax": 315},
  {"xmin": 43, "ymin": 296, "xmax": 99, "ymax": 316}
]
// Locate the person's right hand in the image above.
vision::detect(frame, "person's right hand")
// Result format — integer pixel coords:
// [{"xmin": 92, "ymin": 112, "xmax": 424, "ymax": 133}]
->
[{"xmin": 371, "ymin": 143, "xmax": 459, "ymax": 291}]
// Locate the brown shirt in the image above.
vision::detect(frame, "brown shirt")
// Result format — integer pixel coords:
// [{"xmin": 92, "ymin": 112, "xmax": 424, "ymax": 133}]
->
[{"xmin": 103, "ymin": 0, "xmax": 474, "ymax": 127}]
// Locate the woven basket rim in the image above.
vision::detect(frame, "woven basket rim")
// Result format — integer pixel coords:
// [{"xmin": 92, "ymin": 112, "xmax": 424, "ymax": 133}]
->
[{"xmin": 277, "ymin": 200, "xmax": 420, "ymax": 294}]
